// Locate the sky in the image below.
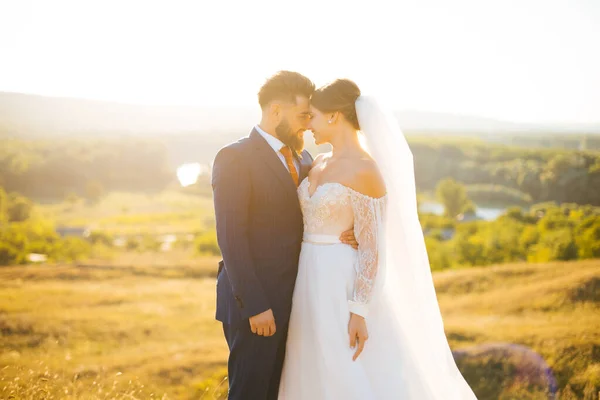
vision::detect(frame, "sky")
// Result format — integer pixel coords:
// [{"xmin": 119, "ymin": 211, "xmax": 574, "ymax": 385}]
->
[{"xmin": 0, "ymin": 0, "xmax": 599, "ymax": 124}]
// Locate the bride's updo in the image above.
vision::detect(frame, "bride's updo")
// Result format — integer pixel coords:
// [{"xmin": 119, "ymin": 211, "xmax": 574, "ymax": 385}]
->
[{"xmin": 311, "ymin": 79, "xmax": 361, "ymax": 130}]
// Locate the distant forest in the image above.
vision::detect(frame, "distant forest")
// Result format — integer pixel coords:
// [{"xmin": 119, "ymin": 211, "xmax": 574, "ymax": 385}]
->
[{"xmin": 1, "ymin": 134, "xmax": 599, "ymax": 207}]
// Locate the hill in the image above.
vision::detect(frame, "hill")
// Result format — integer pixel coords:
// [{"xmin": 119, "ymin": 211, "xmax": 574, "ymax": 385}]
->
[
  {"xmin": 0, "ymin": 259, "xmax": 598, "ymax": 399},
  {"xmin": 2, "ymin": 91, "xmax": 599, "ymax": 138}
]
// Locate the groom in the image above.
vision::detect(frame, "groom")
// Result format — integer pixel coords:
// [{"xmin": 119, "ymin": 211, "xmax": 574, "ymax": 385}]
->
[{"xmin": 212, "ymin": 71, "xmax": 357, "ymax": 399}]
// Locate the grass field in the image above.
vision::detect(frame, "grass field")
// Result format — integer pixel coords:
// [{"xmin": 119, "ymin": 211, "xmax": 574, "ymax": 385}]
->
[
  {"xmin": 39, "ymin": 191, "xmax": 215, "ymax": 235},
  {"xmin": 1, "ymin": 257, "xmax": 598, "ymax": 399}
]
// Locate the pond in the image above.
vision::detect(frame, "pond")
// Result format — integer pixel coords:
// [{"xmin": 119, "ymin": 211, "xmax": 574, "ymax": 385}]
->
[{"xmin": 419, "ymin": 201, "xmax": 506, "ymax": 221}]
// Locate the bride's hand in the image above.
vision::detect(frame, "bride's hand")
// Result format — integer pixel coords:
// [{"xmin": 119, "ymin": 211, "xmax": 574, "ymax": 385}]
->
[{"xmin": 348, "ymin": 313, "xmax": 369, "ymax": 361}]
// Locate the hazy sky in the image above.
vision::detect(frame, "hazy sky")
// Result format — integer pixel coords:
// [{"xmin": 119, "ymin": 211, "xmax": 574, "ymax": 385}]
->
[{"xmin": 1, "ymin": 0, "xmax": 599, "ymax": 124}]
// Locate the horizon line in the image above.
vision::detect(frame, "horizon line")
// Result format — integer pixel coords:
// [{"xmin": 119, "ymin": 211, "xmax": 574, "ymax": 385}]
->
[{"xmin": 1, "ymin": 89, "xmax": 599, "ymax": 128}]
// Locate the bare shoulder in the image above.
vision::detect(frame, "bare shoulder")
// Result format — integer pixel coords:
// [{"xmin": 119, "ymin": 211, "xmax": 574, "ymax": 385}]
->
[{"xmin": 347, "ymin": 154, "xmax": 387, "ymax": 199}]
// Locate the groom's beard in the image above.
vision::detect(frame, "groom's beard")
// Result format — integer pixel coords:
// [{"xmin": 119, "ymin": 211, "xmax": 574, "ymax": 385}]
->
[{"xmin": 276, "ymin": 118, "xmax": 304, "ymax": 155}]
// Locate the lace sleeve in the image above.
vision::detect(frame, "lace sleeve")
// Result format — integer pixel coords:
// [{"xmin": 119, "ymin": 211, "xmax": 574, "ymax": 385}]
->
[{"xmin": 348, "ymin": 191, "xmax": 387, "ymax": 318}]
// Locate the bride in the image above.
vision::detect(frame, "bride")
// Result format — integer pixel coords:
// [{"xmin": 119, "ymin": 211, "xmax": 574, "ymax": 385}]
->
[{"xmin": 278, "ymin": 79, "xmax": 478, "ymax": 399}]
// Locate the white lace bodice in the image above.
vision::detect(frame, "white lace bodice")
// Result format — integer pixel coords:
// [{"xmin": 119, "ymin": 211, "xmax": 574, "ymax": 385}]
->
[{"xmin": 298, "ymin": 178, "xmax": 387, "ymax": 317}]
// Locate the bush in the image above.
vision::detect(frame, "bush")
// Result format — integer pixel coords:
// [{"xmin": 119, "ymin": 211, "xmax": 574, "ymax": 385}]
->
[
  {"xmin": 0, "ymin": 186, "xmax": 7, "ymax": 221},
  {"xmin": 576, "ymin": 218, "xmax": 600, "ymax": 259},
  {"xmin": 51, "ymin": 237, "xmax": 92, "ymax": 262},
  {"xmin": 420, "ymin": 213, "xmax": 456, "ymax": 231},
  {"xmin": 88, "ymin": 231, "xmax": 114, "ymax": 246},
  {"xmin": 195, "ymin": 231, "xmax": 221, "ymax": 256},
  {"xmin": 0, "ymin": 218, "xmax": 91, "ymax": 265},
  {"xmin": 424, "ymin": 237, "xmax": 452, "ymax": 270},
  {"xmin": 126, "ymin": 237, "xmax": 140, "ymax": 251},
  {"xmin": 0, "ymin": 223, "xmax": 30, "ymax": 265},
  {"xmin": 425, "ymin": 202, "xmax": 600, "ymax": 270},
  {"xmin": 0, "ymin": 241, "xmax": 26, "ymax": 265},
  {"xmin": 7, "ymin": 193, "xmax": 33, "ymax": 222},
  {"xmin": 529, "ymin": 229, "xmax": 578, "ymax": 263}
]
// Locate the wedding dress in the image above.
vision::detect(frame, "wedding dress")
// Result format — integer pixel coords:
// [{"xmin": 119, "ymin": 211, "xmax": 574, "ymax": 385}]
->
[{"xmin": 278, "ymin": 96, "xmax": 477, "ymax": 399}]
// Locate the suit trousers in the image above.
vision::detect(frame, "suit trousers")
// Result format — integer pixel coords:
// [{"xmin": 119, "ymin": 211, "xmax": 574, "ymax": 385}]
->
[{"xmin": 222, "ymin": 320, "xmax": 289, "ymax": 400}]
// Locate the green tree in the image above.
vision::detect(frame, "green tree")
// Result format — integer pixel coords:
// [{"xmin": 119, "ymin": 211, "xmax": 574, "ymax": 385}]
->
[
  {"xmin": 0, "ymin": 242, "xmax": 25, "ymax": 265},
  {"xmin": 576, "ymin": 219, "xmax": 600, "ymax": 259},
  {"xmin": 7, "ymin": 193, "xmax": 33, "ymax": 222},
  {"xmin": 529, "ymin": 228, "xmax": 578, "ymax": 262},
  {"xmin": 436, "ymin": 178, "xmax": 475, "ymax": 218},
  {"xmin": 0, "ymin": 186, "xmax": 7, "ymax": 221}
]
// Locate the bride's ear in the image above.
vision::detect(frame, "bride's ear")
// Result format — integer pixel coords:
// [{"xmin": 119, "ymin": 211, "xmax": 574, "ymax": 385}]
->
[{"xmin": 328, "ymin": 112, "xmax": 338, "ymax": 124}]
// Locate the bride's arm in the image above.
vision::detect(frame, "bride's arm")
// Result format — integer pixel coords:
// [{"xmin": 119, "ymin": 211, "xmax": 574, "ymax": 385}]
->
[{"xmin": 348, "ymin": 162, "xmax": 387, "ymax": 318}]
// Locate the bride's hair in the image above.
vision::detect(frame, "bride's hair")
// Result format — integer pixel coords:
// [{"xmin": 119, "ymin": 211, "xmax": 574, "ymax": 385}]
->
[{"xmin": 311, "ymin": 79, "xmax": 361, "ymax": 130}]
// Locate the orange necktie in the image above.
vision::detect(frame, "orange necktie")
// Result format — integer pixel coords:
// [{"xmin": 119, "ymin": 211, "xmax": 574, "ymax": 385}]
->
[{"xmin": 280, "ymin": 146, "xmax": 299, "ymax": 187}]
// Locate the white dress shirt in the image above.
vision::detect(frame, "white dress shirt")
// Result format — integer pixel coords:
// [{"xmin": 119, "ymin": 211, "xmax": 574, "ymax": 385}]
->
[{"xmin": 255, "ymin": 125, "xmax": 300, "ymax": 174}]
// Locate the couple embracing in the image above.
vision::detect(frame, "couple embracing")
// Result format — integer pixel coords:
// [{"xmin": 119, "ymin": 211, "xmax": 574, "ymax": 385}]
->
[{"xmin": 212, "ymin": 71, "xmax": 477, "ymax": 400}]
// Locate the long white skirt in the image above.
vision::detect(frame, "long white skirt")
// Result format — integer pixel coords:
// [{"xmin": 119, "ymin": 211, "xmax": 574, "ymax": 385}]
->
[{"xmin": 278, "ymin": 237, "xmax": 423, "ymax": 399}]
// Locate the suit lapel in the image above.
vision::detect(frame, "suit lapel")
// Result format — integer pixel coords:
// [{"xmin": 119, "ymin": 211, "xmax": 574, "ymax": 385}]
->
[
  {"xmin": 250, "ymin": 129, "xmax": 299, "ymax": 200},
  {"xmin": 297, "ymin": 150, "xmax": 312, "ymax": 184}
]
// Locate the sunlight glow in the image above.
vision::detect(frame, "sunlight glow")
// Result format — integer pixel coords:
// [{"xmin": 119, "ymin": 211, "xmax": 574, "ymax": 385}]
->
[
  {"xmin": 358, "ymin": 131, "xmax": 370, "ymax": 153},
  {"xmin": 176, "ymin": 163, "xmax": 203, "ymax": 187},
  {"xmin": 0, "ymin": 0, "xmax": 598, "ymax": 123}
]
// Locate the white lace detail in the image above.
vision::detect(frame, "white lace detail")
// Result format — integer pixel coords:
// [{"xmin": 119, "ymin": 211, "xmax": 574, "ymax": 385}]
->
[
  {"xmin": 298, "ymin": 178, "xmax": 387, "ymax": 317},
  {"xmin": 299, "ymin": 180, "xmax": 351, "ymax": 234},
  {"xmin": 350, "ymin": 191, "xmax": 387, "ymax": 313}
]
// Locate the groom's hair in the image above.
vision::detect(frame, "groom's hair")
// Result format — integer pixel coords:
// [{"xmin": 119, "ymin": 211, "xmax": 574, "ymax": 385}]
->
[{"xmin": 258, "ymin": 71, "xmax": 315, "ymax": 109}]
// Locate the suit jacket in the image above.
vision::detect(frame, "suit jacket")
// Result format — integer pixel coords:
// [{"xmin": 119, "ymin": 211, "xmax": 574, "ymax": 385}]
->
[{"xmin": 212, "ymin": 128, "xmax": 313, "ymax": 326}]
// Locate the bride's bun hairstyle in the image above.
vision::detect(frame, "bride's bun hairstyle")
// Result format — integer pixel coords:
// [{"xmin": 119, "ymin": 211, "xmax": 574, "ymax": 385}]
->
[{"xmin": 311, "ymin": 79, "xmax": 361, "ymax": 130}]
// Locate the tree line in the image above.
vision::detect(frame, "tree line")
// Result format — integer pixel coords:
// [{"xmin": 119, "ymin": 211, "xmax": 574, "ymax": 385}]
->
[
  {"xmin": 0, "ymin": 138, "xmax": 172, "ymax": 199},
  {"xmin": 1, "ymin": 137, "xmax": 599, "ymax": 208},
  {"xmin": 410, "ymin": 139, "xmax": 600, "ymax": 206}
]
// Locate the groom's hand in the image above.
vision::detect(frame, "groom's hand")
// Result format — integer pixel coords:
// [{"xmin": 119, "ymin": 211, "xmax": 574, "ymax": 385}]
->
[
  {"xmin": 340, "ymin": 228, "xmax": 359, "ymax": 249},
  {"xmin": 249, "ymin": 309, "xmax": 276, "ymax": 337}
]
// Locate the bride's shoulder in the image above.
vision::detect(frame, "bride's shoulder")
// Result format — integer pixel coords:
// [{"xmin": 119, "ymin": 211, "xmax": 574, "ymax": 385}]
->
[{"xmin": 348, "ymin": 157, "xmax": 387, "ymax": 199}]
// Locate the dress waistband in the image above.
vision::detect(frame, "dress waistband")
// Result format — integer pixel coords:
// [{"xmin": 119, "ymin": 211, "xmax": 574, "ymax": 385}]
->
[{"xmin": 303, "ymin": 233, "xmax": 342, "ymax": 245}]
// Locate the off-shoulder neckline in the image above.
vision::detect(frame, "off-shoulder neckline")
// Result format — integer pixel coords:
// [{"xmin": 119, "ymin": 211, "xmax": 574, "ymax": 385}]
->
[{"xmin": 301, "ymin": 177, "xmax": 387, "ymax": 201}]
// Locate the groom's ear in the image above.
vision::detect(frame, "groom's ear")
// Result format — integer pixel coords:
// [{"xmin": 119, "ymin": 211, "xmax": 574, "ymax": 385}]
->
[
  {"xmin": 270, "ymin": 103, "xmax": 283, "ymax": 122},
  {"xmin": 269, "ymin": 103, "xmax": 280, "ymax": 117}
]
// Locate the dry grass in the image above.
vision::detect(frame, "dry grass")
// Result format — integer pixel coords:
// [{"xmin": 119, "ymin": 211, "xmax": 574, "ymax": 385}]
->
[
  {"xmin": 1, "ymin": 258, "xmax": 598, "ymax": 399},
  {"xmin": 0, "ymin": 257, "xmax": 227, "ymax": 399},
  {"xmin": 437, "ymin": 260, "xmax": 600, "ymax": 399}
]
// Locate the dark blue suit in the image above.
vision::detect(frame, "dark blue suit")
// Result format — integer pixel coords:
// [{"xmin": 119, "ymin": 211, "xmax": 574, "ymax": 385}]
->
[{"xmin": 212, "ymin": 128, "xmax": 313, "ymax": 399}]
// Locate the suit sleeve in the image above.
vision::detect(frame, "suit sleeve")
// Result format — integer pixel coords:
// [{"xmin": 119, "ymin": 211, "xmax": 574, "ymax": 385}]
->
[
  {"xmin": 304, "ymin": 149, "xmax": 314, "ymax": 163},
  {"xmin": 212, "ymin": 146, "xmax": 270, "ymax": 319}
]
